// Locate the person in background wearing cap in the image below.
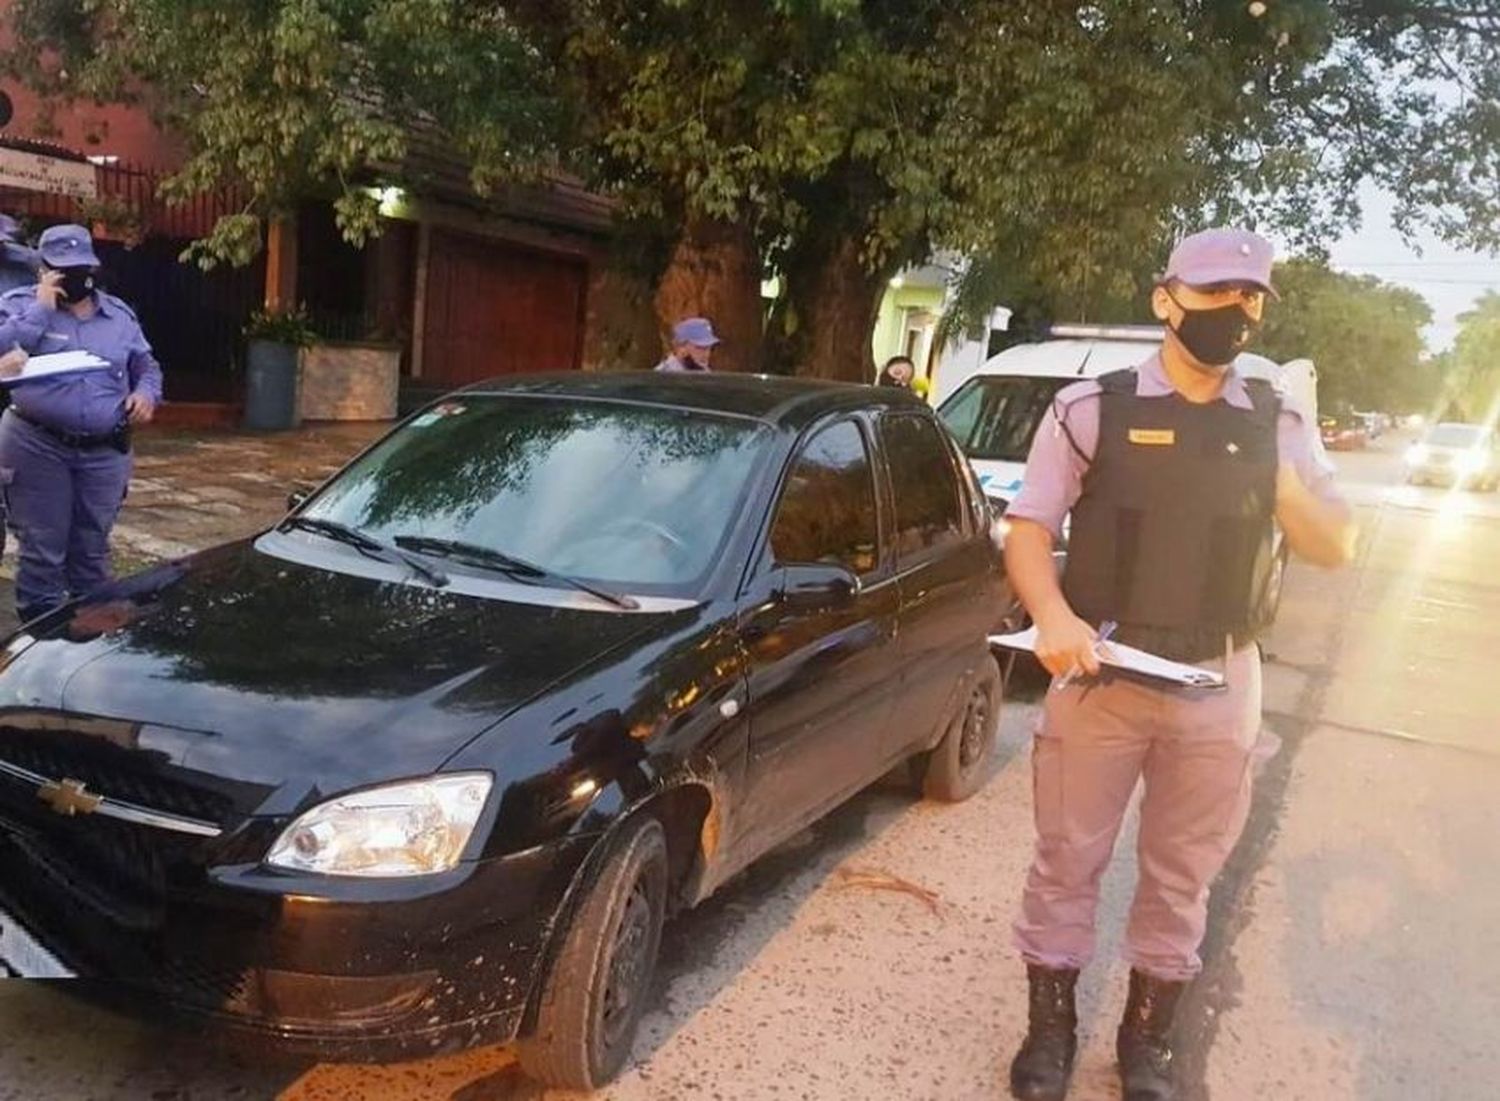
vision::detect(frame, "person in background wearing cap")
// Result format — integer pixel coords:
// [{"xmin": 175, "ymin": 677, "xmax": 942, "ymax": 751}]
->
[
  {"xmin": 0, "ymin": 214, "xmax": 39, "ymax": 295},
  {"xmin": 1002, "ymin": 228, "xmax": 1356, "ymax": 1101},
  {"xmin": 0, "ymin": 223, "xmax": 162, "ymax": 624},
  {"xmin": 655, "ymin": 317, "xmax": 720, "ymax": 372},
  {"xmin": 0, "ymin": 215, "xmax": 39, "ymax": 559}
]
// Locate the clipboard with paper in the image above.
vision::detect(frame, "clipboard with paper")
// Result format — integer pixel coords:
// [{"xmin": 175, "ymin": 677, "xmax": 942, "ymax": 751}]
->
[
  {"xmin": 1, "ymin": 350, "xmax": 113, "ymax": 386},
  {"xmin": 990, "ymin": 625, "xmax": 1227, "ymax": 690}
]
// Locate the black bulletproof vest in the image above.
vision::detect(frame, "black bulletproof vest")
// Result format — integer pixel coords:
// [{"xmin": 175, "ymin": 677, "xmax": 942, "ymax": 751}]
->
[{"xmin": 1061, "ymin": 367, "xmax": 1279, "ymax": 663}]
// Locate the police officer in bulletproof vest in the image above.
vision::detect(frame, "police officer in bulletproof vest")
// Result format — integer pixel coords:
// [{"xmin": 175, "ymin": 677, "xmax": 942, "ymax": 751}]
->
[{"xmin": 1002, "ymin": 228, "xmax": 1356, "ymax": 1101}]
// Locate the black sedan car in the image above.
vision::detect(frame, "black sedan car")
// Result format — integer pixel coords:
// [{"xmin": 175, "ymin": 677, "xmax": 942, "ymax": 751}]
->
[{"xmin": 0, "ymin": 373, "xmax": 1004, "ymax": 1089}]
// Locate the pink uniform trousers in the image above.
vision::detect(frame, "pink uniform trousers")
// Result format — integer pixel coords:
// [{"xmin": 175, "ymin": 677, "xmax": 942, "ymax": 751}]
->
[{"xmin": 1014, "ymin": 645, "xmax": 1262, "ymax": 982}]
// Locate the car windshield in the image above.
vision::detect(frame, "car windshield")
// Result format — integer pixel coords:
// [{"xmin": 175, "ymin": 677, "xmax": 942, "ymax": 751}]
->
[
  {"xmin": 1426, "ymin": 423, "xmax": 1488, "ymax": 448},
  {"xmin": 937, "ymin": 376, "xmax": 1074, "ymax": 462},
  {"xmin": 300, "ymin": 395, "xmax": 772, "ymax": 595}
]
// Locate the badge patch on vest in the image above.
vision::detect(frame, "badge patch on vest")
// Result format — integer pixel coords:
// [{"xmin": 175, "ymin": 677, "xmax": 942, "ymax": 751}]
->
[{"xmin": 1128, "ymin": 428, "xmax": 1176, "ymax": 446}]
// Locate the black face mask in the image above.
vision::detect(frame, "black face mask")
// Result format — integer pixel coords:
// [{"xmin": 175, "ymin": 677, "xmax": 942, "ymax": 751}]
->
[
  {"xmin": 1169, "ymin": 298, "xmax": 1258, "ymax": 368},
  {"xmin": 56, "ymin": 267, "xmax": 97, "ymax": 303}
]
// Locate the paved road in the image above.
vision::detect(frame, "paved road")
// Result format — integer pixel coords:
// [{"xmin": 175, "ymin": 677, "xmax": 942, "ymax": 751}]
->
[{"xmin": 2, "ymin": 433, "xmax": 1496, "ymax": 1100}]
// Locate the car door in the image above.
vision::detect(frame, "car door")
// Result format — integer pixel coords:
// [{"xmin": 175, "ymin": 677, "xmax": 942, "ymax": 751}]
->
[
  {"xmin": 737, "ymin": 416, "xmax": 899, "ymax": 848},
  {"xmin": 880, "ymin": 411, "xmax": 996, "ymax": 756}
]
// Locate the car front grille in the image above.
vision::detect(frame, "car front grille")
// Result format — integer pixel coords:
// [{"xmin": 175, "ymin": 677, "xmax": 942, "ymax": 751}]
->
[
  {"xmin": 0, "ymin": 723, "xmax": 256, "ymax": 935},
  {"xmin": 0, "ymin": 729, "xmax": 235, "ymax": 825}
]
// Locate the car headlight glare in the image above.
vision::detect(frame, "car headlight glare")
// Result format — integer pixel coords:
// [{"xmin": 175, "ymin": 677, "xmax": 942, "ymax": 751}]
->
[
  {"xmin": 1405, "ymin": 444, "xmax": 1429, "ymax": 465},
  {"xmin": 1457, "ymin": 451, "xmax": 1485, "ymax": 474},
  {"xmin": 266, "ymin": 773, "xmax": 492, "ymax": 877}
]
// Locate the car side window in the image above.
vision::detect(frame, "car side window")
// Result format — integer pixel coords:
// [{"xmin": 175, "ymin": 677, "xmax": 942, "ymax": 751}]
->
[
  {"xmin": 882, "ymin": 414, "xmax": 966, "ymax": 567},
  {"xmin": 770, "ymin": 419, "xmax": 880, "ymax": 576}
]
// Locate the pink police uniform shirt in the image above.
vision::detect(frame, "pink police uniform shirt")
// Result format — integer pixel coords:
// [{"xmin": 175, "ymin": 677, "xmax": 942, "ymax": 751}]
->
[{"xmin": 1006, "ymin": 352, "xmax": 1345, "ymax": 539}]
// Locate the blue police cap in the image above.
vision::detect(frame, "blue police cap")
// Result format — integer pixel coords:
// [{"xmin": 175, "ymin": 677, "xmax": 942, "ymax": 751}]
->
[{"xmin": 38, "ymin": 223, "xmax": 101, "ymax": 269}]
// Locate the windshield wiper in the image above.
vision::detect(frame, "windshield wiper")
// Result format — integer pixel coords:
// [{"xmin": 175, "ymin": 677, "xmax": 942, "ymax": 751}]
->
[
  {"xmin": 281, "ymin": 516, "xmax": 450, "ymax": 588},
  {"xmin": 392, "ymin": 535, "xmax": 639, "ymax": 610}
]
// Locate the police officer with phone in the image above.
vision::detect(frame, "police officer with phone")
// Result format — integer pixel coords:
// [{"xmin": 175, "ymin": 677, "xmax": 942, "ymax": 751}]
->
[
  {"xmin": 1003, "ymin": 228, "xmax": 1357, "ymax": 1101},
  {"xmin": 0, "ymin": 223, "xmax": 162, "ymax": 624}
]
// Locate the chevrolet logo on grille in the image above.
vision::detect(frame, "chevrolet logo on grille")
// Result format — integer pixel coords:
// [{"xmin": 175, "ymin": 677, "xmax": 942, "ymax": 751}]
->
[{"xmin": 37, "ymin": 777, "xmax": 103, "ymax": 817}]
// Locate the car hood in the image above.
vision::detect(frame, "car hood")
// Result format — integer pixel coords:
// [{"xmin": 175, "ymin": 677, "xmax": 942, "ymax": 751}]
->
[{"xmin": 0, "ymin": 539, "xmax": 678, "ymax": 815}]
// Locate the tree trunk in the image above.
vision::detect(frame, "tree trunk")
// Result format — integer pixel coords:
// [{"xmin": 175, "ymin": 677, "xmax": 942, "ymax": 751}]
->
[
  {"xmin": 653, "ymin": 218, "xmax": 763, "ymax": 373},
  {"xmin": 773, "ymin": 233, "xmax": 890, "ymax": 382}
]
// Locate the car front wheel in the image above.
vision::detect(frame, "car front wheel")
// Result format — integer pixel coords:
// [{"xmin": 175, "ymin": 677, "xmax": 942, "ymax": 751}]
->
[
  {"xmin": 517, "ymin": 816, "xmax": 669, "ymax": 1090},
  {"xmin": 920, "ymin": 655, "xmax": 1003, "ymax": 803}
]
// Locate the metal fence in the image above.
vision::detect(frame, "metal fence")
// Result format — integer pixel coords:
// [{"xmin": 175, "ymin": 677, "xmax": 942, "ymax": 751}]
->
[{"xmin": 0, "ymin": 157, "xmax": 260, "ymax": 403}]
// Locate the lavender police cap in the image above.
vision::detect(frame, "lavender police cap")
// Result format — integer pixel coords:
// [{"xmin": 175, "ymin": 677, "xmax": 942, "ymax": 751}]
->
[
  {"xmin": 672, "ymin": 317, "xmax": 721, "ymax": 347},
  {"xmin": 38, "ymin": 223, "xmax": 101, "ymax": 269},
  {"xmin": 1162, "ymin": 228, "xmax": 1278, "ymax": 299}
]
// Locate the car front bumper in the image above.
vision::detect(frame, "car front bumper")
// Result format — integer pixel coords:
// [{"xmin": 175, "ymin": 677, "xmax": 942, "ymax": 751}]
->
[
  {"xmin": 0, "ymin": 822, "xmax": 598, "ymax": 1061},
  {"xmin": 1408, "ymin": 462, "xmax": 1493, "ymax": 486}
]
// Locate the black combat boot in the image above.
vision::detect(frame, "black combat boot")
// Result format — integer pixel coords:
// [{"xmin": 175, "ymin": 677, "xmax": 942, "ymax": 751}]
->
[
  {"xmin": 1009, "ymin": 964, "xmax": 1079, "ymax": 1101},
  {"xmin": 1116, "ymin": 969, "xmax": 1188, "ymax": 1101}
]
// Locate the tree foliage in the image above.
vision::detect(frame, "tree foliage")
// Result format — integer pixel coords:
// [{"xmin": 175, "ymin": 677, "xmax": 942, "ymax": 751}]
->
[
  {"xmin": 1446, "ymin": 291, "xmax": 1500, "ymax": 423},
  {"xmin": 4, "ymin": 0, "xmax": 559, "ymax": 267},
  {"xmin": 1256, "ymin": 259, "xmax": 1435, "ymax": 413},
  {"xmin": 5, "ymin": 0, "xmax": 1500, "ymax": 379}
]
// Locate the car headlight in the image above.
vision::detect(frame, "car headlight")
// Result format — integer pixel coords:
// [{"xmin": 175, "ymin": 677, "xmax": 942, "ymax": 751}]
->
[
  {"xmin": 1405, "ymin": 444, "xmax": 1429, "ymax": 465},
  {"xmin": 1457, "ymin": 451, "xmax": 1485, "ymax": 474},
  {"xmin": 266, "ymin": 773, "xmax": 492, "ymax": 877}
]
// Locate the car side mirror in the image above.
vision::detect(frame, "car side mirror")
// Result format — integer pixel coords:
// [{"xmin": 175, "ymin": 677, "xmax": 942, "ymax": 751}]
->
[
  {"xmin": 286, "ymin": 488, "xmax": 311, "ymax": 512},
  {"xmin": 781, "ymin": 564, "xmax": 861, "ymax": 608}
]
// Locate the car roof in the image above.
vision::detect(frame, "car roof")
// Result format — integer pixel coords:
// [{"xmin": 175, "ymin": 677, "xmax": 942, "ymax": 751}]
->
[
  {"xmin": 457, "ymin": 371, "xmax": 928, "ymax": 431},
  {"xmin": 936, "ymin": 338, "xmax": 1282, "ymax": 393}
]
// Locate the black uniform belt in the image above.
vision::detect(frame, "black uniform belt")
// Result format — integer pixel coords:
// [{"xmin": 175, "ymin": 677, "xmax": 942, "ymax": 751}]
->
[
  {"xmin": 10, "ymin": 408, "xmax": 130, "ymax": 453},
  {"xmin": 1113, "ymin": 623, "xmax": 1259, "ymax": 665}
]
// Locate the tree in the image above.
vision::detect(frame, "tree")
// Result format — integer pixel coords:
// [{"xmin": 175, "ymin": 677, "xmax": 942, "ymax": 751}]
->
[
  {"xmin": 4, "ymin": 0, "xmax": 560, "ymax": 267},
  {"xmin": 1447, "ymin": 292, "xmax": 1500, "ymax": 423},
  {"xmin": 1257, "ymin": 259, "xmax": 1435, "ymax": 413},
  {"xmin": 9, "ymin": 1, "xmax": 1500, "ymax": 382}
]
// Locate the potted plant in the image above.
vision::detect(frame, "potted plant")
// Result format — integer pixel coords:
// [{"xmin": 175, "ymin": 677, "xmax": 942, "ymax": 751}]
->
[{"xmin": 242, "ymin": 305, "xmax": 316, "ymax": 431}]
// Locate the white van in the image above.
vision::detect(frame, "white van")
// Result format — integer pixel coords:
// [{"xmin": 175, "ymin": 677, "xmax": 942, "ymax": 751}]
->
[
  {"xmin": 938, "ymin": 325, "xmax": 1316, "ymax": 631},
  {"xmin": 935, "ymin": 324, "xmax": 1319, "ymax": 512}
]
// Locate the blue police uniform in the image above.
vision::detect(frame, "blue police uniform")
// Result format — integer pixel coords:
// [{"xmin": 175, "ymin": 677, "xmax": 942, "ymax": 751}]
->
[{"xmin": 0, "ymin": 224, "xmax": 163, "ymax": 622}]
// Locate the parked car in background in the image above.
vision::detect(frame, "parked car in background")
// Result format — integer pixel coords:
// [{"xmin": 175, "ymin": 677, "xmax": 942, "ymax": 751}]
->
[
  {"xmin": 935, "ymin": 325, "xmax": 1304, "ymax": 631},
  {"xmin": 0, "ymin": 374, "xmax": 1006, "ymax": 1090},
  {"xmin": 1405, "ymin": 421, "xmax": 1500, "ymax": 490},
  {"xmin": 1320, "ymin": 412, "xmax": 1370, "ymax": 451}
]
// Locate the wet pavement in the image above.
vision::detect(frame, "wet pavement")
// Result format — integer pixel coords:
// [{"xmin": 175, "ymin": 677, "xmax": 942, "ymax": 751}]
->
[
  {"xmin": 0, "ymin": 422, "xmax": 386, "ymax": 636},
  {"xmin": 2, "ymin": 430, "xmax": 1497, "ymax": 1099}
]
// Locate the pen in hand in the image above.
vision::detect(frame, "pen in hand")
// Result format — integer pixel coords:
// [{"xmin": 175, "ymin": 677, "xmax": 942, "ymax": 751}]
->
[{"xmin": 1052, "ymin": 619, "xmax": 1118, "ymax": 693}]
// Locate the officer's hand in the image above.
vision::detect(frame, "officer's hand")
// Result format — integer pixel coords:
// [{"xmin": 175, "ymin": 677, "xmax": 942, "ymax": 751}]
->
[
  {"xmin": 125, "ymin": 392, "xmax": 155, "ymax": 425},
  {"xmin": 0, "ymin": 347, "xmax": 26, "ymax": 379},
  {"xmin": 1034, "ymin": 608, "xmax": 1100, "ymax": 679},
  {"xmin": 35, "ymin": 270, "xmax": 64, "ymax": 311}
]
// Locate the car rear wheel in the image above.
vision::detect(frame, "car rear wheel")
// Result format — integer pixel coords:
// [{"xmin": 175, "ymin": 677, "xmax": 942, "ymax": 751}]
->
[
  {"xmin": 920, "ymin": 655, "xmax": 1003, "ymax": 803},
  {"xmin": 517, "ymin": 816, "xmax": 669, "ymax": 1090}
]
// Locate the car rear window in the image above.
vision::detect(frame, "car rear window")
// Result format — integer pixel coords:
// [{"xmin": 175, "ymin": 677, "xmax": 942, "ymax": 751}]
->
[
  {"xmin": 938, "ymin": 376, "xmax": 1073, "ymax": 462},
  {"xmin": 881, "ymin": 413, "xmax": 967, "ymax": 567}
]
